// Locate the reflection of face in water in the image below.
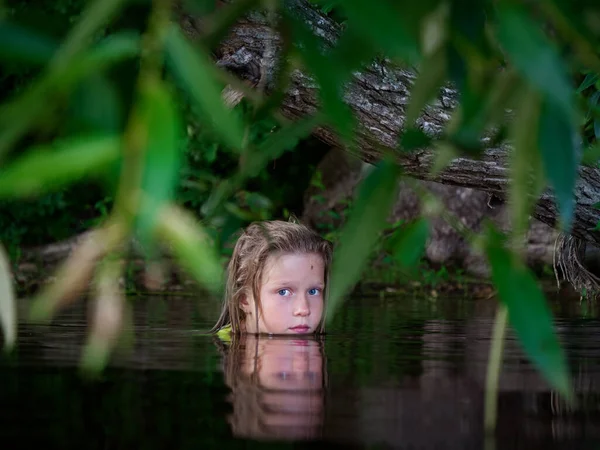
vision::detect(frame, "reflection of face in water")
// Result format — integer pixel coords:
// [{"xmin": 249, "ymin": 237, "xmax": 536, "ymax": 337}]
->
[{"xmin": 222, "ymin": 335, "xmax": 326, "ymax": 441}]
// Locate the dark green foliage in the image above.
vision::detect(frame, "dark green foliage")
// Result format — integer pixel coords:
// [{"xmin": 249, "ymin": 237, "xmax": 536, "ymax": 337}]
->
[{"xmin": 2, "ymin": 0, "xmax": 600, "ymax": 402}]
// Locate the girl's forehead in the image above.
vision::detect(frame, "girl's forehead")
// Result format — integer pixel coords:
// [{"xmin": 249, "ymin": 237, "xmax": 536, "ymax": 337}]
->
[
  {"xmin": 264, "ymin": 251, "xmax": 324, "ymax": 267},
  {"xmin": 261, "ymin": 252, "xmax": 325, "ymax": 279}
]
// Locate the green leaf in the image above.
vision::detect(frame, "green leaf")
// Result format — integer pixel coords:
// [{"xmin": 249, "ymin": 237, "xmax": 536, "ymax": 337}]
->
[
  {"xmin": 495, "ymin": 4, "xmax": 574, "ymax": 119},
  {"xmin": 388, "ymin": 218, "xmax": 429, "ymax": 267},
  {"xmin": 136, "ymin": 79, "xmax": 183, "ymax": 251},
  {"xmin": 581, "ymin": 142, "xmax": 600, "ymax": 167},
  {"xmin": 405, "ymin": 47, "xmax": 447, "ymax": 126},
  {"xmin": 0, "ymin": 242, "xmax": 16, "ymax": 351},
  {"xmin": 485, "ymin": 227, "xmax": 572, "ymax": 399},
  {"xmin": 284, "ymin": 12, "xmax": 357, "ymax": 143},
  {"xmin": 164, "ymin": 25, "xmax": 245, "ymax": 152},
  {"xmin": 326, "ymin": 158, "xmax": 401, "ymax": 322},
  {"xmin": 538, "ymin": 98, "xmax": 579, "ymax": 230},
  {"xmin": 508, "ymin": 87, "xmax": 545, "ymax": 245},
  {"xmin": 400, "ymin": 128, "xmax": 433, "ymax": 151},
  {"xmin": 242, "ymin": 114, "xmax": 322, "ymax": 178},
  {"xmin": 201, "ymin": 0, "xmax": 261, "ymax": 49},
  {"xmin": 0, "ymin": 32, "xmax": 140, "ymax": 158},
  {"xmin": 202, "ymin": 114, "xmax": 322, "ymax": 217},
  {"xmin": 339, "ymin": 0, "xmax": 420, "ymax": 62},
  {"xmin": 0, "ymin": 22, "xmax": 58, "ymax": 65},
  {"xmin": 0, "ymin": 135, "xmax": 121, "ymax": 198},
  {"xmin": 69, "ymin": 74, "xmax": 123, "ymax": 134},
  {"xmin": 450, "ymin": 0, "xmax": 491, "ymax": 57},
  {"xmin": 541, "ymin": 1, "xmax": 600, "ymax": 77},
  {"xmin": 48, "ymin": 0, "xmax": 127, "ymax": 71},
  {"xmin": 577, "ymin": 73, "xmax": 598, "ymax": 93},
  {"xmin": 155, "ymin": 205, "xmax": 223, "ymax": 296}
]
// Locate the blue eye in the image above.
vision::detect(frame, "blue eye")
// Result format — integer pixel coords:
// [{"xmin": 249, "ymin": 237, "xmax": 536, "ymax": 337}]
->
[
  {"xmin": 278, "ymin": 289, "xmax": 291, "ymax": 296},
  {"xmin": 308, "ymin": 288, "xmax": 320, "ymax": 296}
]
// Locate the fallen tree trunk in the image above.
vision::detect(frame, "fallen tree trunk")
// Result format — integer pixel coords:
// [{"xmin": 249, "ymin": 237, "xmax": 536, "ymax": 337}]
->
[{"xmin": 177, "ymin": 0, "xmax": 600, "ymax": 247}]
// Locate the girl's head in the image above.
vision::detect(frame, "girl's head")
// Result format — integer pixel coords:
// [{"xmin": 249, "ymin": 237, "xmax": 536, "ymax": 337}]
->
[{"xmin": 212, "ymin": 220, "xmax": 333, "ymax": 335}]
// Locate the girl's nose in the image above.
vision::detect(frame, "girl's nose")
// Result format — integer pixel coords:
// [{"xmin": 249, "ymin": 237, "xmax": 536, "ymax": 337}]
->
[{"xmin": 293, "ymin": 295, "xmax": 310, "ymax": 316}]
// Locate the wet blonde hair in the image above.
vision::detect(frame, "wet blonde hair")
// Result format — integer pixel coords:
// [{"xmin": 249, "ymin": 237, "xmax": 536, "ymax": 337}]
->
[{"xmin": 210, "ymin": 220, "xmax": 333, "ymax": 334}]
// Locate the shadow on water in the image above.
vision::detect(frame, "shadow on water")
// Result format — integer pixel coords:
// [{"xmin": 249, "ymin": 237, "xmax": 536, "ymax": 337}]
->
[{"xmin": 1, "ymin": 292, "xmax": 600, "ymax": 449}]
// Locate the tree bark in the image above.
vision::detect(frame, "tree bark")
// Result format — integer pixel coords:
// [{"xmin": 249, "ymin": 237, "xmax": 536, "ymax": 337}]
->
[{"xmin": 177, "ymin": 0, "xmax": 600, "ymax": 246}]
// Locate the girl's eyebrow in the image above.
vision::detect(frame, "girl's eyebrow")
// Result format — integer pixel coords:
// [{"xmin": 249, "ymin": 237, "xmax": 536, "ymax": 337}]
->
[{"xmin": 269, "ymin": 281, "xmax": 325, "ymax": 288}]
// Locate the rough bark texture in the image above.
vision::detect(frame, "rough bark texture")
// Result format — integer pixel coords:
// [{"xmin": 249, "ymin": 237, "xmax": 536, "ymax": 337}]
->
[
  {"xmin": 302, "ymin": 148, "xmax": 558, "ymax": 277},
  {"xmin": 177, "ymin": 0, "xmax": 600, "ymax": 247}
]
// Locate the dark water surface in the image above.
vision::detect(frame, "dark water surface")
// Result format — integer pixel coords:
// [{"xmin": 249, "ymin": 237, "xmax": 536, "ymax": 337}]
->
[{"xmin": 1, "ymin": 292, "xmax": 600, "ymax": 449}]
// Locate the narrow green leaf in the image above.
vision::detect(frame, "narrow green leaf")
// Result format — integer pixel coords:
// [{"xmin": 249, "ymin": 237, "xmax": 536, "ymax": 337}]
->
[
  {"xmin": 49, "ymin": 0, "xmax": 126, "ymax": 70},
  {"xmin": 400, "ymin": 128, "xmax": 433, "ymax": 151},
  {"xmin": 0, "ymin": 33, "xmax": 140, "ymax": 122},
  {"xmin": 69, "ymin": 74, "xmax": 123, "ymax": 133},
  {"xmin": 136, "ymin": 79, "xmax": 183, "ymax": 250},
  {"xmin": 541, "ymin": 1, "xmax": 600, "ymax": 77},
  {"xmin": 165, "ymin": 25, "xmax": 245, "ymax": 152},
  {"xmin": 0, "ymin": 135, "xmax": 121, "ymax": 198},
  {"xmin": 389, "ymin": 218, "xmax": 429, "ymax": 267},
  {"xmin": 581, "ymin": 142, "xmax": 600, "ymax": 167},
  {"xmin": 326, "ymin": 159, "xmax": 401, "ymax": 322},
  {"xmin": 405, "ymin": 47, "xmax": 447, "ymax": 126},
  {"xmin": 508, "ymin": 87, "xmax": 545, "ymax": 246},
  {"xmin": 80, "ymin": 256, "xmax": 124, "ymax": 375},
  {"xmin": 202, "ymin": 114, "xmax": 322, "ymax": 217},
  {"xmin": 0, "ymin": 22, "xmax": 57, "ymax": 65},
  {"xmin": 485, "ymin": 227, "xmax": 572, "ymax": 399},
  {"xmin": 155, "ymin": 205, "xmax": 223, "ymax": 296},
  {"xmin": 0, "ymin": 242, "xmax": 16, "ymax": 351},
  {"xmin": 201, "ymin": 0, "xmax": 261, "ymax": 49},
  {"xmin": 242, "ymin": 114, "xmax": 322, "ymax": 178},
  {"xmin": 340, "ymin": 0, "xmax": 420, "ymax": 62},
  {"xmin": 450, "ymin": 0, "xmax": 490, "ymax": 57},
  {"xmin": 284, "ymin": 13, "xmax": 356, "ymax": 143},
  {"xmin": 496, "ymin": 4, "xmax": 574, "ymax": 119},
  {"xmin": 538, "ymin": 98, "xmax": 579, "ymax": 230},
  {"xmin": 0, "ymin": 33, "xmax": 140, "ymax": 159},
  {"xmin": 577, "ymin": 73, "xmax": 598, "ymax": 93}
]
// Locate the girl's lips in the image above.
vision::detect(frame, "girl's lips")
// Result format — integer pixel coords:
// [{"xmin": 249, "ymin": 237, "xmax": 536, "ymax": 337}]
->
[{"xmin": 290, "ymin": 325, "xmax": 310, "ymax": 333}]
